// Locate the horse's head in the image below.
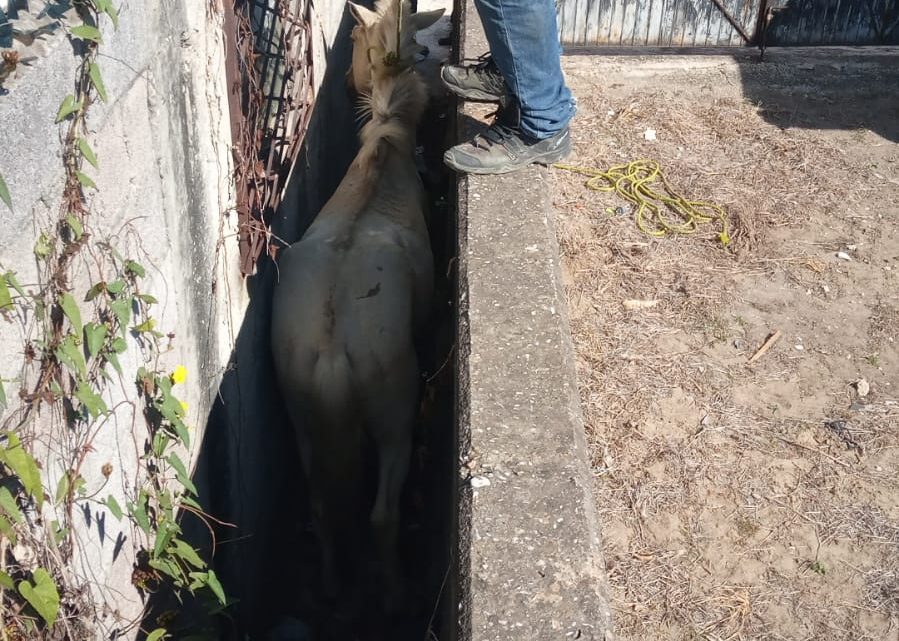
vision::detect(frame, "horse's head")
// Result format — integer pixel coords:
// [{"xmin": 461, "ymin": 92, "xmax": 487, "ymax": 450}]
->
[{"xmin": 346, "ymin": 0, "xmax": 444, "ymax": 96}]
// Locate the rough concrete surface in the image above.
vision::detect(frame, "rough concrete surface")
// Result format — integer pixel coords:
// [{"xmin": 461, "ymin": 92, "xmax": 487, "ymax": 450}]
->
[
  {"xmin": 0, "ymin": 1, "xmax": 238, "ymax": 633},
  {"xmin": 454, "ymin": 1, "xmax": 614, "ymax": 639}
]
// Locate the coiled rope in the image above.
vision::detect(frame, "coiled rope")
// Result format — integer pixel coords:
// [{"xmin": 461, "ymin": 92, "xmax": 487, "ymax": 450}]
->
[{"xmin": 553, "ymin": 159, "xmax": 731, "ymax": 246}]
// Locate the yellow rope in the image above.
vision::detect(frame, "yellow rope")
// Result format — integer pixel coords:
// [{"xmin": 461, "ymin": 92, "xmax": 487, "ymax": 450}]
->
[{"xmin": 552, "ymin": 159, "xmax": 731, "ymax": 246}]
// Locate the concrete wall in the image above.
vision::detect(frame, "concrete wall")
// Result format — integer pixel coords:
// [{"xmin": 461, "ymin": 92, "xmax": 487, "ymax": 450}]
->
[{"xmin": 1, "ymin": 0, "xmax": 239, "ymax": 634}]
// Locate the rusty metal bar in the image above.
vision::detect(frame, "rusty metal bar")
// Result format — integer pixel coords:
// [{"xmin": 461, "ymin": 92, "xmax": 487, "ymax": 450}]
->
[
  {"xmin": 709, "ymin": 0, "xmax": 753, "ymax": 43},
  {"xmin": 223, "ymin": 0, "xmax": 316, "ymax": 275}
]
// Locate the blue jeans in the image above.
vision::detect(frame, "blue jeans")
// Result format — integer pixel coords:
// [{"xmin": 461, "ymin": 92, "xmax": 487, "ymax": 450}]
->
[{"xmin": 473, "ymin": 0, "xmax": 575, "ymax": 140}]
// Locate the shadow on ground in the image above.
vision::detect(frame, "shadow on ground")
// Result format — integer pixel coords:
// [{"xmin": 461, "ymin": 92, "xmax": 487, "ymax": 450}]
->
[
  {"xmin": 736, "ymin": 49, "xmax": 899, "ymax": 143},
  {"xmin": 565, "ymin": 45, "xmax": 899, "ymax": 143}
]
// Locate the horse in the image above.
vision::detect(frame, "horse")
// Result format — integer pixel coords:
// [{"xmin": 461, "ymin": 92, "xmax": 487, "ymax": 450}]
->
[{"xmin": 270, "ymin": 0, "xmax": 444, "ymax": 615}]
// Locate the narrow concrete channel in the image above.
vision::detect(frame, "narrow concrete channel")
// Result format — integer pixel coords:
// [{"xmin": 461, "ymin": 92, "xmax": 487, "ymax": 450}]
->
[{"xmin": 138, "ymin": 7, "xmax": 462, "ymax": 641}]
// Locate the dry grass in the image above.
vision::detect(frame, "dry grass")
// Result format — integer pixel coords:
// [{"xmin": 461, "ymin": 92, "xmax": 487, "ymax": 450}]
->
[{"xmin": 554, "ymin": 62, "xmax": 899, "ymax": 641}]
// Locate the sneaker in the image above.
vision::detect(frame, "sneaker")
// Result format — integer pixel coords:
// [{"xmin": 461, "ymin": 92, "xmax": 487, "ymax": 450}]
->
[
  {"xmin": 443, "ymin": 107, "xmax": 571, "ymax": 175},
  {"xmin": 440, "ymin": 54, "xmax": 508, "ymax": 103}
]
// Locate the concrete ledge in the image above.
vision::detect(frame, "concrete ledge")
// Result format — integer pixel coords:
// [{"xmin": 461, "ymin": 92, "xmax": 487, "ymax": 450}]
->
[{"xmin": 454, "ymin": 1, "xmax": 614, "ymax": 639}]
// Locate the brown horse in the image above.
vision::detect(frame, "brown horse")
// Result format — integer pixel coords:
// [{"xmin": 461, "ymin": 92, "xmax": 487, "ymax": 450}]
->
[{"xmin": 270, "ymin": 0, "xmax": 443, "ymax": 613}]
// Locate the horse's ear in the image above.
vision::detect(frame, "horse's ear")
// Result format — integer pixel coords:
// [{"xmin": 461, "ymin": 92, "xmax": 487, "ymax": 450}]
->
[
  {"xmin": 349, "ymin": 2, "xmax": 378, "ymax": 27},
  {"xmin": 408, "ymin": 8, "xmax": 444, "ymax": 31}
]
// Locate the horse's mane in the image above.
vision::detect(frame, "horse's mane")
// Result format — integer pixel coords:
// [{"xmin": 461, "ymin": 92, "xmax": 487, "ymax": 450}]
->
[{"xmin": 354, "ymin": 62, "xmax": 428, "ymax": 174}]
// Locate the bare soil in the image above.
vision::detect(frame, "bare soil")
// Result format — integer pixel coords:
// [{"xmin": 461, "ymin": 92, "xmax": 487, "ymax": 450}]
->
[{"xmin": 553, "ymin": 51, "xmax": 899, "ymax": 641}]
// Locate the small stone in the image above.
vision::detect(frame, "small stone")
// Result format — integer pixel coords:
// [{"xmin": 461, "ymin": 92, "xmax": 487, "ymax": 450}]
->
[
  {"xmin": 643, "ymin": 128, "xmax": 657, "ymax": 141},
  {"xmin": 795, "ymin": 344, "xmax": 804, "ymax": 351},
  {"xmin": 855, "ymin": 379, "xmax": 870, "ymax": 397},
  {"xmin": 470, "ymin": 476, "xmax": 491, "ymax": 489},
  {"xmin": 836, "ymin": 252, "xmax": 852, "ymax": 261}
]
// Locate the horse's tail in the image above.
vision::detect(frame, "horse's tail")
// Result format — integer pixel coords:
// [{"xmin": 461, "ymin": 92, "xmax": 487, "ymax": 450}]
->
[{"xmin": 312, "ymin": 346, "xmax": 355, "ymax": 428}]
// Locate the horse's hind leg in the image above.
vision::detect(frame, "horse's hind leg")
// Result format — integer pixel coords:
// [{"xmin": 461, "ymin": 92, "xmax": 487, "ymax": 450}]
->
[
  {"xmin": 364, "ymin": 354, "xmax": 420, "ymax": 615},
  {"xmin": 286, "ymin": 397, "xmax": 363, "ymax": 604}
]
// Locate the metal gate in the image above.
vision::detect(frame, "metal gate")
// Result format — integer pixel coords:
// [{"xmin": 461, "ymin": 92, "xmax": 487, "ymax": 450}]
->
[{"xmin": 558, "ymin": 0, "xmax": 899, "ymax": 47}]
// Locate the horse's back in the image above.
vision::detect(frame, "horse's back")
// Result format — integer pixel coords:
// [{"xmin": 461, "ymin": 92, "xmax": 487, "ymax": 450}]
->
[{"xmin": 270, "ymin": 218, "xmax": 427, "ymax": 412}]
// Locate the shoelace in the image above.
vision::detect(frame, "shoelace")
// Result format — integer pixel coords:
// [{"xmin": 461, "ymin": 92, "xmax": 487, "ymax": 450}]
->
[
  {"xmin": 467, "ymin": 52, "xmax": 494, "ymax": 71},
  {"xmin": 472, "ymin": 108, "xmax": 519, "ymax": 150}
]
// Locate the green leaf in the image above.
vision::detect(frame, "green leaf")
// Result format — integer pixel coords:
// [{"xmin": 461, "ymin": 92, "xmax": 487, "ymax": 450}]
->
[
  {"xmin": 105, "ymin": 495, "xmax": 123, "ymax": 520},
  {"xmin": 188, "ymin": 570, "xmax": 207, "ymax": 591},
  {"xmin": 55, "ymin": 95, "xmax": 82, "ymax": 123},
  {"xmin": 153, "ymin": 520, "xmax": 178, "ymax": 559},
  {"xmin": 59, "ymin": 292, "xmax": 82, "ymax": 333},
  {"xmin": 84, "ymin": 322, "xmax": 108, "ymax": 358},
  {"xmin": 5, "ymin": 272, "xmax": 25, "ymax": 298},
  {"xmin": 84, "ymin": 282, "xmax": 106, "ymax": 302},
  {"xmin": 152, "ymin": 432, "xmax": 169, "ymax": 457},
  {"xmin": 132, "ymin": 318, "xmax": 155, "ymax": 333},
  {"xmin": 56, "ymin": 335, "xmax": 87, "ymax": 380},
  {"xmin": 205, "ymin": 569, "xmax": 227, "ymax": 605},
  {"xmin": 75, "ymin": 381, "xmax": 108, "ymax": 418},
  {"xmin": 93, "ymin": 0, "xmax": 120, "ymax": 29},
  {"xmin": 0, "ymin": 570, "xmax": 14, "ymax": 590},
  {"xmin": 0, "ymin": 277, "xmax": 12, "ymax": 311},
  {"xmin": 77, "ymin": 138, "xmax": 99, "ymax": 168},
  {"xmin": 179, "ymin": 495, "xmax": 202, "ymax": 512},
  {"xmin": 128, "ymin": 500, "xmax": 150, "ymax": 533},
  {"xmin": 55, "ymin": 472, "xmax": 70, "ymax": 504},
  {"xmin": 167, "ymin": 453, "xmax": 198, "ymax": 495},
  {"xmin": 1, "ymin": 433, "xmax": 43, "ymax": 508},
  {"xmin": 106, "ymin": 280, "xmax": 126, "ymax": 295},
  {"xmin": 170, "ymin": 539, "xmax": 205, "ymax": 569},
  {"xmin": 52, "ymin": 523, "xmax": 69, "ymax": 545},
  {"xmin": 0, "ymin": 515, "xmax": 17, "ymax": 546},
  {"xmin": 18, "ymin": 568, "xmax": 60, "ymax": 626},
  {"xmin": 0, "ymin": 486, "xmax": 23, "ymax": 523},
  {"xmin": 111, "ymin": 337, "xmax": 127, "ymax": 353},
  {"xmin": 105, "ymin": 5, "xmax": 119, "ymax": 30},
  {"xmin": 124, "ymin": 260, "xmax": 146, "ymax": 278},
  {"xmin": 148, "ymin": 557, "xmax": 183, "ymax": 582},
  {"xmin": 71, "ymin": 24, "xmax": 102, "ymax": 43},
  {"xmin": 0, "ymin": 379, "xmax": 6, "ymax": 416},
  {"xmin": 76, "ymin": 171, "xmax": 97, "ymax": 190},
  {"xmin": 0, "ymin": 171, "xmax": 11, "ymax": 211},
  {"xmin": 34, "ymin": 232, "xmax": 53, "ymax": 259},
  {"xmin": 109, "ymin": 298, "xmax": 131, "ymax": 335},
  {"xmin": 106, "ymin": 352, "xmax": 122, "ymax": 376},
  {"xmin": 173, "ymin": 421, "xmax": 191, "ymax": 450},
  {"xmin": 137, "ymin": 294, "xmax": 158, "ymax": 304},
  {"xmin": 88, "ymin": 62, "xmax": 108, "ymax": 102},
  {"xmin": 147, "ymin": 629, "xmax": 168, "ymax": 641},
  {"xmin": 65, "ymin": 213, "xmax": 84, "ymax": 240}
]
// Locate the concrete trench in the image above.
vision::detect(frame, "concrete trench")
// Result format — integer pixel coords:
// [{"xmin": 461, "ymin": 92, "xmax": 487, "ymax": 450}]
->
[
  {"xmin": 178, "ymin": 0, "xmax": 614, "ymax": 638},
  {"xmin": 139, "ymin": 5, "xmax": 463, "ymax": 641}
]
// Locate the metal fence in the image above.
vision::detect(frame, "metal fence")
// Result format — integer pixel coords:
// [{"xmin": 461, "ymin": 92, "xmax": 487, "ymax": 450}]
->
[
  {"xmin": 224, "ymin": 0, "xmax": 316, "ymax": 275},
  {"xmin": 558, "ymin": 0, "xmax": 899, "ymax": 48}
]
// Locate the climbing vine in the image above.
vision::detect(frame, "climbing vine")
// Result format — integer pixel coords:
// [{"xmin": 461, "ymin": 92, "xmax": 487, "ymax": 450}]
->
[{"xmin": 0, "ymin": 2, "xmax": 227, "ymax": 639}]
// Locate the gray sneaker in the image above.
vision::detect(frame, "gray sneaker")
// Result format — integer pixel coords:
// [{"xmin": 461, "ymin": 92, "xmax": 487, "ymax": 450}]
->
[
  {"xmin": 444, "ymin": 108, "xmax": 571, "ymax": 175},
  {"xmin": 440, "ymin": 54, "xmax": 508, "ymax": 103}
]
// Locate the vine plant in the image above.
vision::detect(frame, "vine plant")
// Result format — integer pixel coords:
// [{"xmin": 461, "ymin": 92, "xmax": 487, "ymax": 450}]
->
[{"xmin": 0, "ymin": 2, "xmax": 227, "ymax": 639}]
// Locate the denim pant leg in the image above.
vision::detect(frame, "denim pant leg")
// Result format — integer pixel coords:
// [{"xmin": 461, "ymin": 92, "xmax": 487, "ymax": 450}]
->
[{"xmin": 473, "ymin": 0, "xmax": 575, "ymax": 140}]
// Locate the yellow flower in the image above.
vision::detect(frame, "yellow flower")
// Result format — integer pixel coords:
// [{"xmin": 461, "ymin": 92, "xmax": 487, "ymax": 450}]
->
[
  {"xmin": 179, "ymin": 400, "xmax": 189, "ymax": 414},
  {"xmin": 171, "ymin": 365, "xmax": 187, "ymax": 385}
]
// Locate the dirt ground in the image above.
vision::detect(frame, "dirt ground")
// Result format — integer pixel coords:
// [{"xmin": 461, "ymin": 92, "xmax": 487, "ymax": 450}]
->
[{"xmin": 552, "ymin": 50, "xmax": 899, "ymax": 641}]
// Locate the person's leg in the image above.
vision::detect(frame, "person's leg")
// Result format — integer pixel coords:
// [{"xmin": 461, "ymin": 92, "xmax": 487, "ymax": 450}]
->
[
  {"xmin": 442, "ymin": 0, "xmax": 574, "ymax": 173},
  {"xmin": 472, "ymin": 0, "xmax": 574, "ymax": 139}
]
